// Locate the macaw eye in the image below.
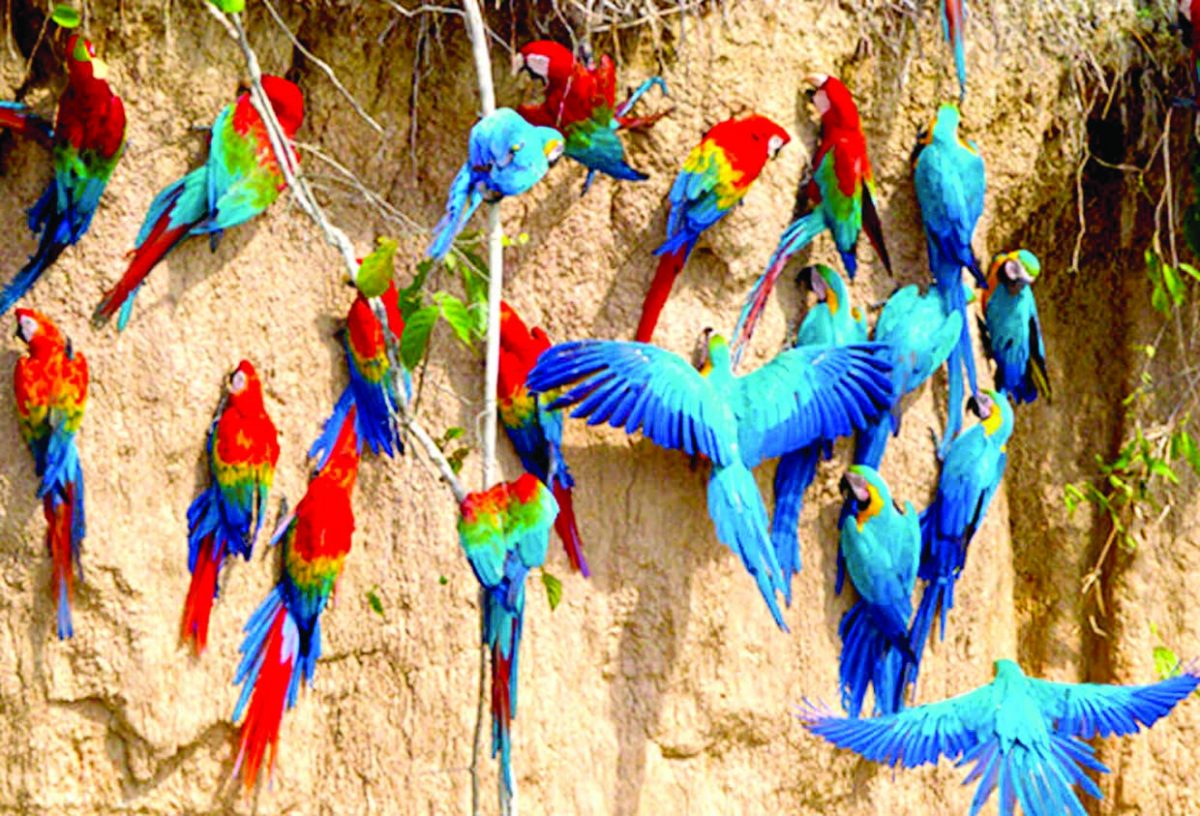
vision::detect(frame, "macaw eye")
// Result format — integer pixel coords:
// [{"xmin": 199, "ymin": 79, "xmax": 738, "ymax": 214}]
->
[{"xmin": 229, "ymin": 370, "xmax": 247, "ymax": 394}]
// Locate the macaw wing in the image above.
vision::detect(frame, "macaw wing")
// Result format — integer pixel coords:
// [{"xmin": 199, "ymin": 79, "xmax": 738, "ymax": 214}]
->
[
  {"xmin": 960, "ymin": 142, "xmax": 986, "ymax": 226},
  {"xmin": 506, "ymin": 478, "xmax": 558, "ymax": 570},
  {"xmin": 206, "ymin": 108, "xmax": 277, "ymax": 232},
  {"xmin": 1029, "ymin": 307, "xmax": 1051, "ymax": 399},
  {"xmin": 527, "ymin": 340, "xmax": 736, "ymax": 465},
  {"xmin": 458, "ymin": 509, "xmax": 508, "ymax": 591},
  {"xmin": 1027, "ymin": 669, "xmax": 1200, "ymax": 739},
  {"xmin": 915, "ymin": 146, "xmax": 972, "ymax": 238},
  {"xmin": 735, "ymin": 343, "xmax": 892, "ymax": 466},
  {"xmin": 801, "ymin": 684, "xmax": 993, "ymax": 768},
  {"xmin": 930, "ymin": 428, "xmax": 992, "ymax": 539},
  {"xmin": 666, "ymin": 146, "xmax": 724, "ymax": 238}
]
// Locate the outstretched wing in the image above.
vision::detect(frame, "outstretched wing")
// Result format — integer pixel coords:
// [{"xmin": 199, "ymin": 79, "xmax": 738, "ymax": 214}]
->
[
  {"xmin": 527, "ymin": 340, "xmax": 736, "ymax": 465},
  {"xmin": 799, "ymin": 684, "xmax": 993, "ymax": 768},
  {"xmin": 1028, "ymin": 669, "xmax": 1200, "ymax": 739},
  {"xmin": 735, "ymin": 343, "xmax": 892, "ymax": 466}
]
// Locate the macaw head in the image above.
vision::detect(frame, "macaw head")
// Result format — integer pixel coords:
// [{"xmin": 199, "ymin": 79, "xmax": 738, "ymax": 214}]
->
[
  {"xmin": 692, "ymin": 328, "xmax": 731, "ymax": 376},
  {"xmin": 513, "ymin": 41, "xmax": 574, "ymax": 86},
  {"xmin": 740, "ymin": 113, "xmax": 790, "ymax": 160},
  {"xmin": 65, "ymin": 35, "xmax": 108, "ymax": 82},
  {"xmin": 839, "ymin": 465, "xmax": 895, "ymax": 529},
  {"xmin": 318, "ymin": 403, "xmax": 360, "ymax": 491},
  {"xmin": 804, "ymin": 74, "xmax": 861, "ymax": 131},
  {"xmin": 14, "ymin": 308, "xmax": 65, "ymax": 355},
  {"xmin": 261, "ymin": 75, "xmax": 305, "ymax": 137},
  {"xmin": 227, "ymin": 360, "xmax": 267, "ymax": 414},
  {"xmin": 992, "ymin": 249, "xmax": 1041, "ymax": 289},
  {"xmin": 797, "ymin": 264, "xmax": 846, "ymax": 314},
  {"xmin": 991, "ymin": 658, "xmax": 1026, "ymax": 686},
  {"xmin": 968, "ymin": 388, "xmax": 1014, "ymax": 439}
]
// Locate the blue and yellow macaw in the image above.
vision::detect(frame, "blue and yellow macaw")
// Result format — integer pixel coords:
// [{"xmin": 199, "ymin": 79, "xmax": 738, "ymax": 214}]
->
[
  {"xmin": 802, "ymin": 658, "xmax": 1200, "ymax": 816},
  {"xmin": 771, "ymin": 264, "xmax": 867, "ymax": 604},
  {"xmin": 428, "ymin": 108, "xmax": 563, "ymax": 260},
  {"xmin": 836, "ymin": 466, "xmax": 920, "ymax": 718},
  {"xmin": 912, "ymin": 389, "xmax": 1012, "ymax": 660},
  {"xmin": 981, "ymin": 249, "xmax": 1049, "ymax": 405},
  {"xmin": 912, "ymin": 103, "xmax": 986, "ymax": 457},
  {"xmin": 527, "ymin": 330, "xmax": 893, "ymax": 630},
  {"xmin": 854, "ymin": 283, "xmax": 963, "ymax": 469}
]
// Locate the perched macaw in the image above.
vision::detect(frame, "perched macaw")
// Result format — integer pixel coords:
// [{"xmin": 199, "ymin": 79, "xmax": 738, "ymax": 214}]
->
[
  {"xmin": 498, "ymin": 301, "xmax": 587, "ymax": 575},
  {"xmin": 943, "ymin": 0, "xmax": 967, "ymax": 100},
  {"xmin": 981, "ymin": 249, "xmax": 1049, "ymax": 405},
  {"xmin": 733, "ymin": 75, "xmax": 890, "ymax": 361},
  {"xmin": 12, "ymin": 309, "xmax": 87, "ymax": 639},
  {"xmin": 802, "ymin": 658, "xmax": 1200, "ymax": 816},
  {"xmin": 0, "ymin": 36, "xmax": 125, "ymax": 315},
  {"xmin": 514, "ymin": 40, "xmax": 667, "ymax": 194},
  {"xmin": 854, "ymin": 283, "xmax": 963, "ymax": 469},
  {"xmin": 636, "ymin": 113, "xmax": 790, "ymax": 343},
  {"xmin": 836, "ymin": 466, "xmax": 920, "ymax": 718},
  {"xmin": 310, "ymin": 279, "xmax": 410, "ymax": 469},
  {"xmin": 528, "ymin": 330, "xmax": 893, "ymax": 630},
  {"xmin": 458, "ymin": 474, "xmax": 558, "ymax": 795},
  {"xmin": 232, "ymin": 406, "xmax": 359, "ymax": 789},
  {"xmin": 770, "ymin": 264, "xmax": 867, "ymax": 604},
  {"xmin": 427, "ymin": 108, "xmax": 563, "ymax": 261},
  {"xmin": 93, "ymin": 75, "xmax": 305, "ymax": 330},
  {"xmin": 181, "ymin": 361, "xmax": 279, "ymax": 655},
  {"xmin": 912, "ymin": 390, "xmax": 1012, "ymax": 660},
  {"xmin": 912, "ymin": 103, "xmax": 986, "ymax": 457}
]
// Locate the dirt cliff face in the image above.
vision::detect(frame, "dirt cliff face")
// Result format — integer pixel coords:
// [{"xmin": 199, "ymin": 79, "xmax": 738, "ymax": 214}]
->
[{"xmin": 0, "ymin": 0, "xmax": 1195, "ymax": 813}]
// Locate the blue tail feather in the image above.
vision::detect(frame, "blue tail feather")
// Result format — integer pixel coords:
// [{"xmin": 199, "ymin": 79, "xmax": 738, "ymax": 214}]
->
[
  {"xmin": 428, "ymin": 164, "xmax": 481, "ymax": 261},
  {"xmin": 771, "ymin": 446, "xmax": 821, "ymax": 606}
]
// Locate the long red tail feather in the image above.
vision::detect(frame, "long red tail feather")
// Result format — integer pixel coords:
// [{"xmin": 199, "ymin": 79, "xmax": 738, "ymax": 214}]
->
[
  {"xmin": 636, "ymin": 247, "xmax": 688, "ymax": 343},
  {"xmin": 92, "ymin": 216, "xmax": 193, "ymax": 324},
  {"xmin": 552, "ymin": 484, "xmax": 588, "ymax": 577},
  {"xmin": 235, "ymin": 607, "xmax": 292, "ymax": 791},
  {"xmin": 181, "ymin": 536, "xmax": 224, "ymax": 655},
  {"xmin": 45, "ymin": 492, "xmax": 75, "ymax": 640}
]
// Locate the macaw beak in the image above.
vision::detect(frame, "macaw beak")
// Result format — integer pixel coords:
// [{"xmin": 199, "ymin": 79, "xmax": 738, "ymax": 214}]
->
[
  {"xmin": 90, "ymin": 57, "xmax": 109, "ymax": 81},
  {"xmin": 839, "ymin": 471, "xmax": 870, "ymax": 504}
]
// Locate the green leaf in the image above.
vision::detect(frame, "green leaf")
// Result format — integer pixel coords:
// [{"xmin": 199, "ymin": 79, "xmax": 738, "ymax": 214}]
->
[
  {"xmin": 399, "ymin": 261, "xmax": 433, "ymax": 319},
  {"xmin": 400, "ymin": 305, "xmax": 438, "ymax": 370},
  {"xmin": 366, "ymin": 587, "xmax": 385, "ymax": 617},
  {"xmin": 434, "ymin": 292, "xmax": 476, "ymax": 346},
  {"xmin": 1163, "ymin": 262, "xmax": 1185, "ymax": 306},
  {"xmin": 1154, "ymin": 644, "xmax": 1180, "ymax": 680},
  {"xmin": 444, "ymin": 426, "xmax": 465, "ymax": 441},
  {"xmin": 356, "ymin": 237, "xmax": 398, "ymax": 299},
  {"xmin": 205, "ymin": 0, "xmax": 245, "ymax": 12},
  {"xmin": 1180, "ymin": 262, "xmax": 1200, "ymax": 283},
  {"xmin": 541, "ymin": 570, "xmax": 563, "ymax": 611},
  {"xmin": 51, "ymin": 3, "xmax": 81, "ymax": 26},
  {"xmin": 438, "ymin": 575, "xmax": 448, "ymax": 585},
  {"xmin": 1148, "ymin": 459, "xmax": 1179, "ymax": 484}
]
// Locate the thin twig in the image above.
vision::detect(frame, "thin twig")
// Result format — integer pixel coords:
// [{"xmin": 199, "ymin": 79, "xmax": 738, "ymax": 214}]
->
[
  {"xmin": 261, "ymin": 0, "xmax": 385, "ymax": 134},
  {"xmin": 460, "ymin": 1, "xmax": 510, "ymax": 812},
  {"xmin": 203, "ymin": 4, "xmax": 468, "ymax": 505}
]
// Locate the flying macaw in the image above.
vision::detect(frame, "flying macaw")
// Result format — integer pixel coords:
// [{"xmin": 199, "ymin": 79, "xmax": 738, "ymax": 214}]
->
[
  {"xmin": 12, "ymin": 308, "xmax": 87, "ymax": 639},
  {"xmin": 732, "ymin": 75, "xmax": 891, "ymax": 363},
  {"xmin": 458, "ymin": 474, "xmax": 558, "ymax": 795},
  {"xmin": 943, "ymin": 0, "xmax": 967, "ymax": 101},
  {"xmin": 912, "ymin": 389, "xmax": 1012, "ymax": 660},
  {"xmin": 802, "ymin": 658, "xmax": 1200, "ymax": 816},
  {"xmin": 231, "ymin": 405, "xmax": 359, "ymax": 789},
  {"xmin": 0, "ymin": 35, "xmax": 125, "ymax": 315},
  {"xmin": 636, "ymin": 113, "xmax": 790, "ymax": 343},
  {"xmin": 912, "ymin": 103, "xmax": 986, "ymax": 457},
  {"xmin": 92, "ymin": 75, "xmax": 305, "ymax": 330},
  {"xmin": 498, "ymin": 301, "xmax": 587, "ymax": 575},
  {"xmin": 836, "ymin": 466, "xmax": 920, "ymax": 718},
  {"xmin": 513, "ymin": 40, "xmax": 667, "ymax": 194},
  {"xmin": 310, "ymin": 279, "xmax": 410, "ymax": 469},
  {"xmin": 527, "ymin": 330, "xmax": 893, "ymax": 630},
  {"xmin": 854, "ymin": 283, "xmax": 963, "ymax": 469},
  {"xmin": 980, "ymin": 249, "xmax": 1049, "ymax": 405},
  {"xmin": 771, "ymin": 264, "xmax": 867, "ymax": 604},
  {"xmin": 427, "ymin": 108, "xmax": 563, "ymax": 261},
  {"xmin": 181, "ymin": 361, "xmax": 279, "ymax": 655}
]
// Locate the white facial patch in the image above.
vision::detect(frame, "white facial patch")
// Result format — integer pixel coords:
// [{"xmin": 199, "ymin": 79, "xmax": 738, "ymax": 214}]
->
[
  {"xmin": 230, "ymin": 370, "xmax": 247, "ymax": 394},
  {"xmin": 1004, "ymin": 258, "xmax": 1022, "ymax": 281},
  {"xmin": 813, "ymin": 89, "xmax": 830, "ymax": 116},
  {"xmin": 526, "ymin": 53, "xmax": 550, "ymax": 80},
  {"xmin": 18, "ymin": 314, "xmax": 37, "ymax": 342},
  {"xmin": 768, "ymin": 134, "xmax": 784, "ymax": 156}
]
